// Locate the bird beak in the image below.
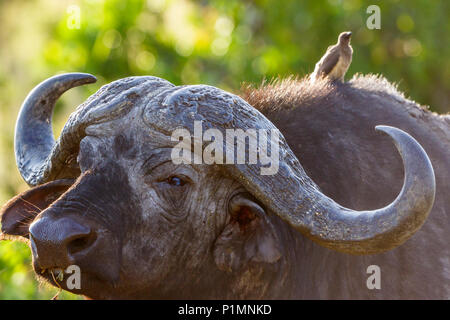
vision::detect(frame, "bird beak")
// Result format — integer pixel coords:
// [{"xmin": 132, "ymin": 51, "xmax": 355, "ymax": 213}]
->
[{"xmin": 345, "ymin": 32, "xmax": 352, "ymax": 39}]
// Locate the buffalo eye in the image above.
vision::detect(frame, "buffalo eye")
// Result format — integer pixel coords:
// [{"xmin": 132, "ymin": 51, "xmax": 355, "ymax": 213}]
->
[{"xmin": 166, "ymin": 176, "xmax": 187, "ymax": 187}]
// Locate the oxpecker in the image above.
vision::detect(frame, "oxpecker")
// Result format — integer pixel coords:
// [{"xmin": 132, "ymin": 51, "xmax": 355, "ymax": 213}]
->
[{"xmin": 311, "ymin": 31, "xmax": 353, "ymax": 82}]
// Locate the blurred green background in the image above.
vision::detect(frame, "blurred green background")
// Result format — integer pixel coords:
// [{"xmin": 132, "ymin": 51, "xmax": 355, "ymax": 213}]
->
[{"xmin": 0, "ymin": 0, "xmax": 448, "ymax": 299}]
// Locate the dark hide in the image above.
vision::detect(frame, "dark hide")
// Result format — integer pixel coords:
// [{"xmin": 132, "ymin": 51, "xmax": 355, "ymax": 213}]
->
[{"xmin": 241, "ymin": 75, "xmax": 450, "ymax": 298}]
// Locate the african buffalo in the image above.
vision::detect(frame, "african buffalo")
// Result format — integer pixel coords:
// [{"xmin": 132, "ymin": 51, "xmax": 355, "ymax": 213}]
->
[{"xmin": 0, "ymin": 72, "xmax": 448, "ymax": 299}]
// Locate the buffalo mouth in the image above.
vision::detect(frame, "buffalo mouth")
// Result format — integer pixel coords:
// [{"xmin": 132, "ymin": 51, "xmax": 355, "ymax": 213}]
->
[
  {"xmin": 33, "ymin": 259, "xmax": 122, "ymax": 299},
  {"xmin": 29, "ymin": 217, "xmax": 123, "ymax": 297},
  {"xmin": 35, "ymin": 266, "xmax": 111, "ymax": 298}
]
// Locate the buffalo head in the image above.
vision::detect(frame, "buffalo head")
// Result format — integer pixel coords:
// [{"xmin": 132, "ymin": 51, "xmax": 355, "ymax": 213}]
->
[{"xmin": 0, "ymin": 73, "xmax": 435, "ymax": 299}]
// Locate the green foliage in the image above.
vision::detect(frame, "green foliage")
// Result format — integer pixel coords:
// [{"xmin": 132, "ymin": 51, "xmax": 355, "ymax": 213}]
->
[{"xmin": 0, "ymin": 0, "xmax": 448, "ymax": 299}]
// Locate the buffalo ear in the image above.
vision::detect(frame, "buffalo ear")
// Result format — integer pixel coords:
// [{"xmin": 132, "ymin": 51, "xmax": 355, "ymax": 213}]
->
[
  {"xmin": 213, "ymin": 194, "xmax": 281, "ymax": 272},
  {"xmin": 1, "ymin": 179, "xmax": 73, "ymax": 238}
]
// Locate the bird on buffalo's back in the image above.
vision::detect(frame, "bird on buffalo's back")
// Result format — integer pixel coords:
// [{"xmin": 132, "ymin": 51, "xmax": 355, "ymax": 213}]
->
[{"xmin": 311, "ymin": 31, "xmax": 353, "ymax": 82}]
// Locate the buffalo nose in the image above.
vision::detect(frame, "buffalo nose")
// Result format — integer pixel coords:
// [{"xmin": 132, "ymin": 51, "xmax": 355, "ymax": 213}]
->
[{"xmin": 29, "ymin": 216, "xmax": 96, "ymax": 269}]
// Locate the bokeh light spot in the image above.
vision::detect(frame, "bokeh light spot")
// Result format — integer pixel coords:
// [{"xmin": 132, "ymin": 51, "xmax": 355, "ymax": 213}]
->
[
  {"xmin": 397, "ymin": 14, "xmax": 414, "ymax": 33},
  {"xmin": 102, "ymin": 29, "xmax": 122, "ymax": 49},
  {"xmin": 136, "ymin": 50, "xmax": 156, "ymax": 71},
  {"xmin": 403, "ymin": 38, "xmax": 422, "ymax": 57}
]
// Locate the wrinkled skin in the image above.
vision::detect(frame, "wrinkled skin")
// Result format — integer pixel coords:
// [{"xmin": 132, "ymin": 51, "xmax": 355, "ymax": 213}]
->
[
  {"xmin": 1, "ymin": 74, "xmax": 447, "ymax": 299},
  {"xmin": 62, "ymin": 122, "xmax": 265, "ymax": 299}
]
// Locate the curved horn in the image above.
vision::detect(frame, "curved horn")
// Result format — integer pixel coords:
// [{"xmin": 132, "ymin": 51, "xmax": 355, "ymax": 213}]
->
[
  {"xmin": 15, "ymin": 73, "xmax": 97, "ymax": 186},
  {"xmin": 231, "ymin": 125, "xmax": 436, "ymax": 255},
  {"xmin": 300, "ymin": 125, "xmax": 436, "ymax": 254}
]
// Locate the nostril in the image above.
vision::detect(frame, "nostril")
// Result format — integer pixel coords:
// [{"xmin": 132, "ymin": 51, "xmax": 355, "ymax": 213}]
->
[
  {"xmin": 66, "ymin": 231, "xmax": 97, "ymax": 256},
  {"xmin": 28, "ymin": 217, "xmax": 98, "ymax": 269}
]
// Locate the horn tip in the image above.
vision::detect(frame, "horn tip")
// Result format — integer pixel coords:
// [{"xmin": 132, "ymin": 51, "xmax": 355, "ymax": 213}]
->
[
  {"xmin": 68, "ymin": 72, "xmax": 97, "ymax": 84},
  {"xmin": 375, "ymin": 125, "xmax": 394, "ymax": 135},
  {"xmin": 375, "ymin": 125, "xmax": 411, "ymax": 145}
]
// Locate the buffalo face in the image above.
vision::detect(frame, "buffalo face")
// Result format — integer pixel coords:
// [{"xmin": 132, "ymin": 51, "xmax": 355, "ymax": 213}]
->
[{"xmin": 3, "ymin": 118, "xmax": 285, "ymax": 299}]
